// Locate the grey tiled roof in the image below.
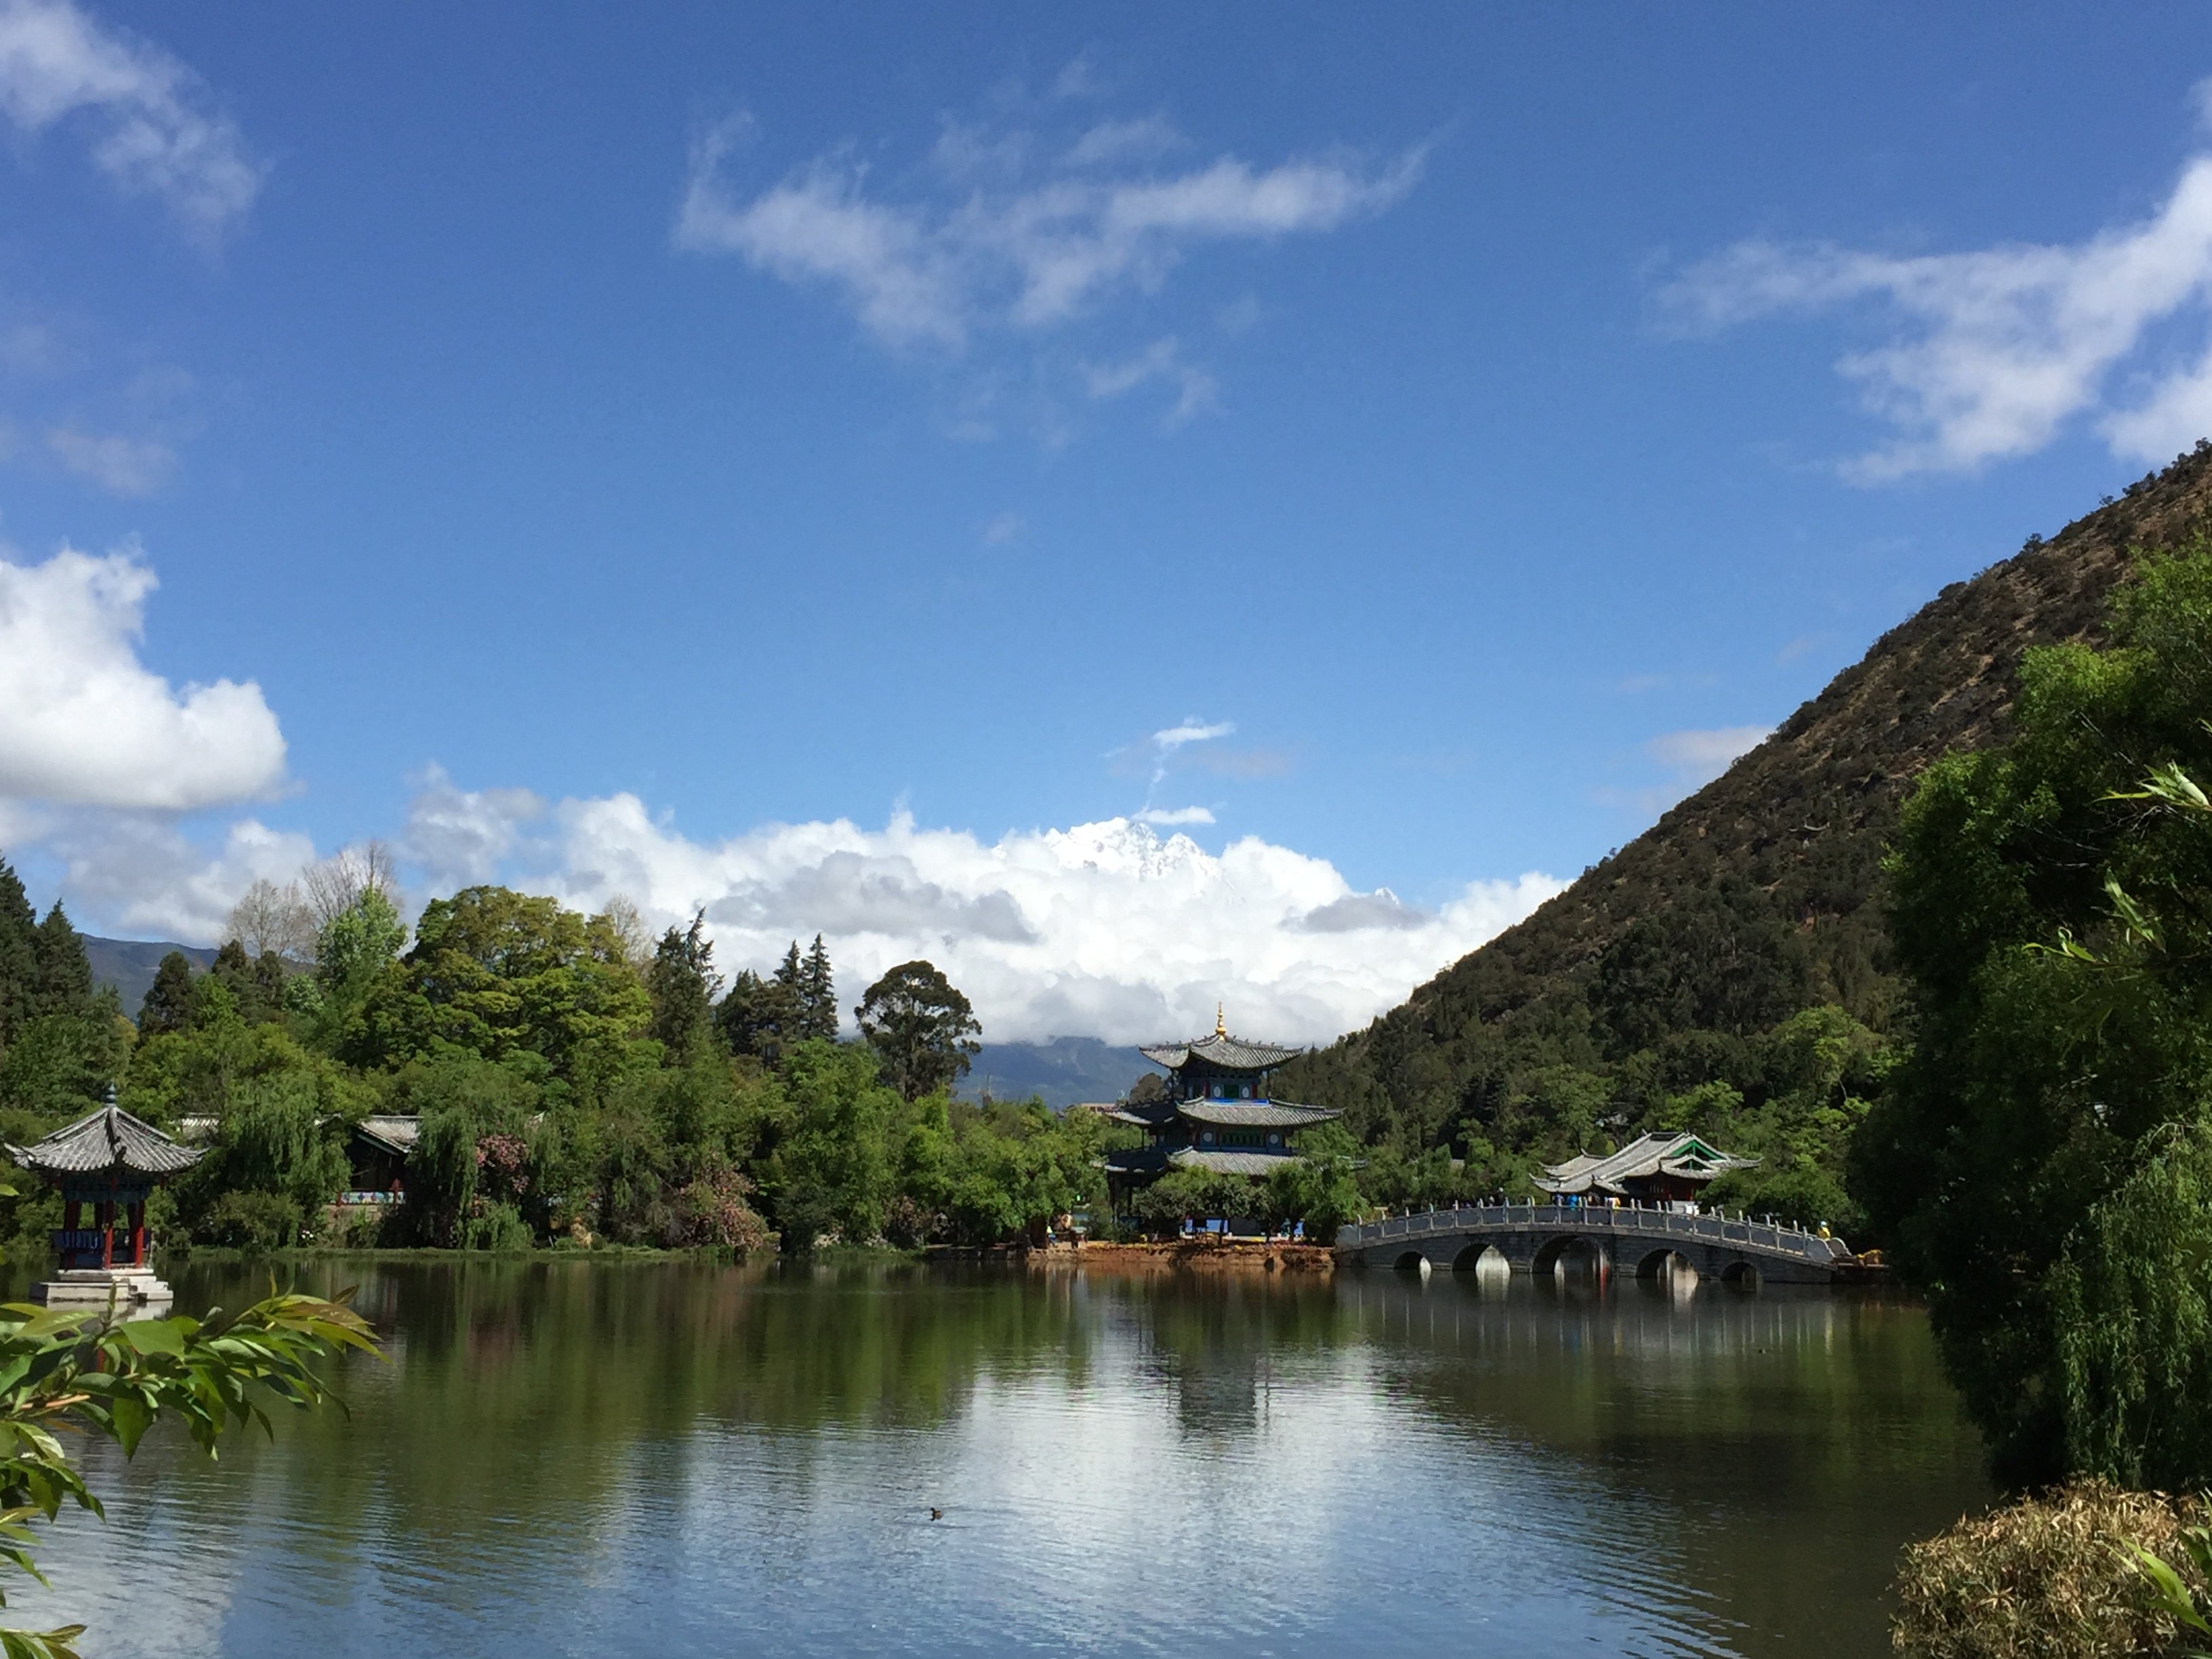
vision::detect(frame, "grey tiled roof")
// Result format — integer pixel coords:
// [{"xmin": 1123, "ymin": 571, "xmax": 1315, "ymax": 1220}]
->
[
  {"xmin": 1139, "ymin": 1031, "xmax": 1305, "ymax": 1071},
  {"xmin": 7, "ymin": 1105, "xmax": 203, "ymax": 1176},
  {"xmin": 1176, "ymin": 1100, "xmax": 1341, "ymax": 1129},
  {"xmin": 1535, "ymin": 1132, "xmax": 1755, "ymax": 1195},
  {"xmin": 354, "ymin": 1115, "xmax": 421, "ymax": 1156}
]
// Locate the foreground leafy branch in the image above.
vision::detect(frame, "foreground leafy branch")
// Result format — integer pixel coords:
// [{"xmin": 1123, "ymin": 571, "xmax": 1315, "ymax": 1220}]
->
[{"xmin": 0, "ymin": 1290, "xmax": 378, "ymax": 1658}]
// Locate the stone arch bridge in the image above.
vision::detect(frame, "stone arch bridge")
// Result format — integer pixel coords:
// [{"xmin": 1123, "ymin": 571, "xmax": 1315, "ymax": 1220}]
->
[{"xmin": 1334, "ymin": 1202, "xmax": 1853, "ymax": 1286}]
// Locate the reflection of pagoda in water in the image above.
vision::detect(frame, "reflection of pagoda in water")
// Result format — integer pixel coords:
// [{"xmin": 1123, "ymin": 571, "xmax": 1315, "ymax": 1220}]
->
[{"xmin": 1103, "ymin": 1009, "xmax": 1341, "ymax": 1214}]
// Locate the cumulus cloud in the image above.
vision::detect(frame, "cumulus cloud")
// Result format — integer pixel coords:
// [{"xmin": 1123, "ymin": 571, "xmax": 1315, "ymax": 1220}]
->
[
  {"xmin": 0, "ymin": 543, "xmax": 287, "ymax": 811},
  {"xmin": 527, "ymin": 798, "xmax": 1563, "ymax": 1044},
  {"xmin": 43, "ymin": 813, "xmax": 313, "ymax": 942},
  {"xmin": 401, "ymin": 765, "xmax": 546, "ymax": 890},
  {"xmin": 0, "ymin": 0, "xmax": 263, "ymax": 243},
  {"xmin": 676, "ymin": 106, "xmax": 1421, "ymax": 350},
  {"xmin": 1662, "ymin": 145, "xmax": 2212, "ymax": 478}
]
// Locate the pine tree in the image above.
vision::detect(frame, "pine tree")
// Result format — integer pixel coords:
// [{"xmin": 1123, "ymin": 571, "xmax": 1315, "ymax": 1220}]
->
[
  {"xmin": 139, "ymin": 951, "xmax": 198, "ymax": 1036},
  {"xmin": 798, "ymin": 934, "xmax": 836, "ymax": 1041},
  {"xmin": 773, "ymin": 941, "xmax": 803, "ymax": 1001},
  {"xmin": 717, "ymin": 968, "xmax": 796, "ymax": 1065},
  {"xmin": 29, "ymin": 901, "xmax": 92, "ymax": 1019},
  {"xmin": 0, "ymin": 857, "xmax": 36, "ymax": 1049},
  {"xmin": 649, "ymin": 911, "xmax": 721, "ymax": 1059}
]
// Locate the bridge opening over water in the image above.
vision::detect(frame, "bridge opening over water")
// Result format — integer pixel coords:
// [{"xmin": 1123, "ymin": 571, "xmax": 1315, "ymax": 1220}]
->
[{"xmin": 1336, "ymin": 1202, "xmax": 1854, "ymax": 1286}]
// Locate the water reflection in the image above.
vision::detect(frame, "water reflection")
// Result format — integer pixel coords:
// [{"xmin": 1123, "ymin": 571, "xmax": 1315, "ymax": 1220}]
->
[{"xmin": 12, "ymin": 1258, "xmax": 1985, "ymax": 1658}]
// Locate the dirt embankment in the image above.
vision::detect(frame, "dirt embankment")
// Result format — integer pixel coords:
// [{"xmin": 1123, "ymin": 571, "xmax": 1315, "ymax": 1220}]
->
[{"xmin": 1027, "ymin": 1240, "xmax": 1336, "ymax": 1275}]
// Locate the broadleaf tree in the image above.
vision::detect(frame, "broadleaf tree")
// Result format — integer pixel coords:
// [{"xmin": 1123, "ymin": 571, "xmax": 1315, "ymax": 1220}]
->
[{"xmin": 855, "ymin": 960, "xmax": 981, "ymax": 1103}]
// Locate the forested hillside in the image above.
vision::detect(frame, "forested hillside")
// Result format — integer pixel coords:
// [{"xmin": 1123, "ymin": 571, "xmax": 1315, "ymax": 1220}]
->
[{"xmin": 1276, "ymin": 445, "xmax": 2212, "ymax": 1224}]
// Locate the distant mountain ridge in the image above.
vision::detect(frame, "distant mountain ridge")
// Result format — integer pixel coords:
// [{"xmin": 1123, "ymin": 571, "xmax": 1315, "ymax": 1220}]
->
[
  {"xmin": 1276, "ymin": 445, "xmax": 2212, "ymax": 1156},
  {"xmin": 962, "ymin": 1038, "xmax": 1150, "ymax": 1109},
  {"xmin": 83, "ymin": 936, "xmax": 216, "ymax": 1015}
]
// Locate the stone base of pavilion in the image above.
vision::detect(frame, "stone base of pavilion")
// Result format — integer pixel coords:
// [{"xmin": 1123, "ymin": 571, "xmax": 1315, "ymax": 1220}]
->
[{"xmin": 28, "ymin": 1267, "xmax": 176, "ymax": 1311}]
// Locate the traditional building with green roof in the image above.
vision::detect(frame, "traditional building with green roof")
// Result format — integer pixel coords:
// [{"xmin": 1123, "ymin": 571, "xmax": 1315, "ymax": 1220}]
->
[{"xmin": 1103, "ymin": 1010, "xmax": 1341, "ymax": 1225}]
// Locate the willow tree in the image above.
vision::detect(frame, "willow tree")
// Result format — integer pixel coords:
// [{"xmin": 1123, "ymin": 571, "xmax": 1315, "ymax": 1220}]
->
[{"xmin": 1856, "ymin": 539, "xmax": 2212, "ymax": 1488}]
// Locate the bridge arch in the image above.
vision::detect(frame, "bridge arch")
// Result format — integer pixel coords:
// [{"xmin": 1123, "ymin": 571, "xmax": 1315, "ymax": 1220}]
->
[
  {"xmin": 1633, "ymin": 1246, "xmax": 1691, "ymax": 1279},
  {"xmin": 1530, "ymin": 1235, "xmax": 1604, "ymax": 1277},
  {"xmin": 1392, "ymin": 1250, "xmax": 1431, "ymax": 1273},
  {"xmin": 1720, "ymin": 1261, "xmax": 1761, "ymax": 1289},
  {"xmin": 1450, "ymin": 1242, "xmax": 1508, "ymax": 1274}
]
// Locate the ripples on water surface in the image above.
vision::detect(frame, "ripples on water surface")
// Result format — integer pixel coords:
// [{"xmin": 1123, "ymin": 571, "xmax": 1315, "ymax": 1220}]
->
[{"xmin": 14, "ymin": 1258, "xmax": 1987, "ymax": 1658}]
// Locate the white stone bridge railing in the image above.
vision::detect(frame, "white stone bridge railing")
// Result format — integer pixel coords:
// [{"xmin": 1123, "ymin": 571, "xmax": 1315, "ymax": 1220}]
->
[{"xmin": 1335, "ymin": 1202, "xmax": 1853, "ymax": 1270}]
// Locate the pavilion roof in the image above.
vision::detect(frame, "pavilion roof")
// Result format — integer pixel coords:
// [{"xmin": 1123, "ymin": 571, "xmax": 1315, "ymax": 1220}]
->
[
  {"xmin": 7, "ymin": 1104, "xmax": 202, "ymax": 1178},
  {"xmin": 1534, "ymin": 1132, "xmax": 1755, "ymax": 1196},
  {"xmin": 1176, "ymin": 1100, "xmax": 1340, "ymax": 1130},
  {"xmin": 1138, "ymin": 1029, "xmax": 1305, "ymax": 1072}
]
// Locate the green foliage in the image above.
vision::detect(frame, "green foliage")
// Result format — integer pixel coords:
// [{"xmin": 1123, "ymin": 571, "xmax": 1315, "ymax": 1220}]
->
[
  {"xmin": 0, "ymin": 877, "xmax": 123, "ymax": 1132},
  {"xmin": 383, "ymin": 885, "xmax": 649, "ymax": 1083},
  {"xmin": 0, "ymin": 1288, "xmax": 377, "ymax": 1657},
  {"xmin": 796, "ymin": 935, "xmax": 836, "ymax": 1042},
  {"xmin": 647, "ymin": 911, "xmax": 720, "ymax": 1059},
  {"xmin": 1859, "ymin": 537, "xmax": 2212, "ymax": 1488},
  {"xmin": 716, "ymin": 968, "xmax": 795, "ymax": 1065},
  {"xmin": 2047, "ymin": 1125, "xmax": 2212, "ymax": 1490},
  {"xmin": 764, "ymin": 1040, "xmax": 897, "ymax": 1246},
  {"xmin": 135, "ymin": 952, "xmax": 194, "ymax": 1037},
  {"xmin": 856, "ymin": 960, "xmax": 981, "ymax": 1102},
  {"xmin": 197, "ymin": 1189, "xmax": 306, "ymax": 1252}
]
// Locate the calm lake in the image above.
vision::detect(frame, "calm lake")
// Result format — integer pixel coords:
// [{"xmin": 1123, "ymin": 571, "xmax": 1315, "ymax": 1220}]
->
[{"xmin": 18, "ymin": 1258, "xmax": 1987, "ymax": 1658}]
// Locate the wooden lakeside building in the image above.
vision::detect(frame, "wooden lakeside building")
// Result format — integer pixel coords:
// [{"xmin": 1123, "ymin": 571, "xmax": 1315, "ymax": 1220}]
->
[{"xmin": 1102, "ymin": 1011, "xmax": 1342, "ymax": 1231}]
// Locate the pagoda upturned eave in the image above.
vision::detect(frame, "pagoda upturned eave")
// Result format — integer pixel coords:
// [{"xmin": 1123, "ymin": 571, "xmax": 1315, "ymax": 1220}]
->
[
  {"xmin": 6, "ymin": 1104, "xmax": 201, "ymax": 1179},
  {"xmin": 1136, "ymin": 1030, "xmax": 1305, "ymax": 1073}
]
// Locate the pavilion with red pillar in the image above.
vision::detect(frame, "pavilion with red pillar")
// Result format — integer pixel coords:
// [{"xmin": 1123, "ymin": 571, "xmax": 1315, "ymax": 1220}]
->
[{"xmin": 7, "ymin": 1091, "xmax": 201, "ymax": 1308}]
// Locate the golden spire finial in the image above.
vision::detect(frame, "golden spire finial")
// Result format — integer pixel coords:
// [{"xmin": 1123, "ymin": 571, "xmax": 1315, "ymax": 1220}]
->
[{"xmin": 1214, "ymin": 1002, "xmax": 1225, "ymax": 1036}]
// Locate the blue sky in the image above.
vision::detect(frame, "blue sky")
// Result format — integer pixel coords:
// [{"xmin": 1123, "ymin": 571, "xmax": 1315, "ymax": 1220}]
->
[{"xmin": 3, "ymin": 2, "xmax": 2209, "ymax": 1042}]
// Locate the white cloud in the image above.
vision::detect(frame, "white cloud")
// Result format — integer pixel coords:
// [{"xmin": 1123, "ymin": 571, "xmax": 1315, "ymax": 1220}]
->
[
  {"xmin": 1135, "ymin": 806, "xmax": 1213, "ymax": 827},
  {"xmin": 0, "ymin": 542, "xmax": 287, "ymax": 811},
  {"xmin": 982, "ymin": 510, "xmax": 1025, "ymax": 546},
  {"xmin": 1648, "ymin": 724, "xmax": 1770, "ymax": 785},
  {"xmin": 1663, "ymin": 147, "xmax": 2212, "ymax": 478},
  {"xmin": 1065, "ymin": 114, "xmax": 1183, "ymax": 169},
  {"xmin": 401, "ymin": 764, "xmax": 545, "ymax": 890},
  {"xmin": 26, "ymin": 769, "xmax": 1562, "ymax": 1044},
  {"xmin": 678, "ymin": 108, "xmax": 1421, "ymax": 349},
  {"xmin": 44, "ymin": 812, "xmax": 313, "ymax": 942},
  {"xmin": 46, "ymin": 424, "xmax": 173, "ymax": 494},
  {"xmin": 0, "ymin": 0, "xmax": 262, "ymax": 243},
  {"xmin": 1082, "ymin": 336, "xmax": 1218, "ymax": 425},
  {"xmin": 1151, "ymin": 718, "xmax": 1234, "ymax": 753},
  {"xmin": 527, "ymin": 798, "xmax": 1563, "ymax": 1044}
]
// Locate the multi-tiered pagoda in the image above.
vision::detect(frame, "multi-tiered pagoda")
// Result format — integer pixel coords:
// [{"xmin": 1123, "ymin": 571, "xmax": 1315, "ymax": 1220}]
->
[{"xmin": 1103, "ymin": 1010, "xmax": 1341, "ymax": 1219}]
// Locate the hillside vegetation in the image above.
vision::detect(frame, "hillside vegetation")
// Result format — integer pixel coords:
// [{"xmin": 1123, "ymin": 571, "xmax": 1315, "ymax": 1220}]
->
[{"xmin": 1276, "ymin": 445, "xmax": 2212, "ymax": 1227}]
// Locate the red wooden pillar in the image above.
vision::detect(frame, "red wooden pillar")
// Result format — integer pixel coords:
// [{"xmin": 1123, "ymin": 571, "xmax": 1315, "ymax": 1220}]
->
[{"xmin": 128, "ymin": 1202, "xmax": 145, "ymax": 1267}]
